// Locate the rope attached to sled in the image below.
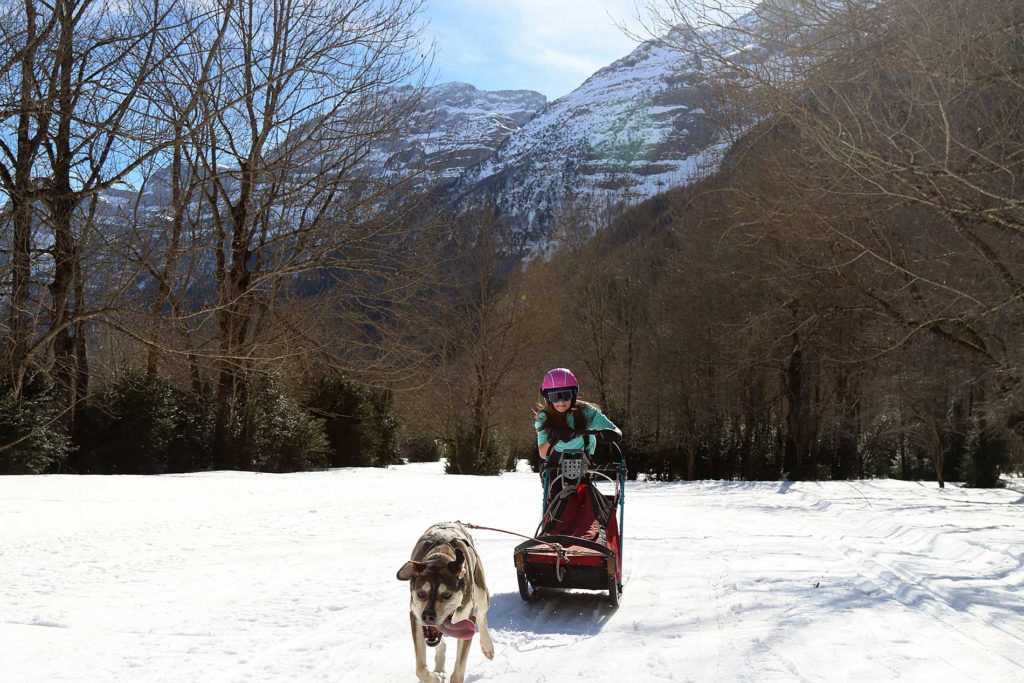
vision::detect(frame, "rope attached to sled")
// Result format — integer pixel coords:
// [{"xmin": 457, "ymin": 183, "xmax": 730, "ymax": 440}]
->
[{"xmin": 458, "ymin": 521, "xmax": 569, "ymax": 581}]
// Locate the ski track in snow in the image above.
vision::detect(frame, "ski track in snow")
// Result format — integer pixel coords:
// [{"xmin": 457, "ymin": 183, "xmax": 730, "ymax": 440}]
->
[{"xmin": 1, "ymin": 465, "xmax": 1022, "ymax": 682}]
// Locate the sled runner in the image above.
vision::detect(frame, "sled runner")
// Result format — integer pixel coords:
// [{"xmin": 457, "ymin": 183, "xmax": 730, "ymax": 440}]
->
[{"xmin": 513, "ymin": 431, "xmax": 626, "ymax": 606}]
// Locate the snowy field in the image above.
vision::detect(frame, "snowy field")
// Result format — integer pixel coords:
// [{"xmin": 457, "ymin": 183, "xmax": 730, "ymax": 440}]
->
[{"xmin": 2, "ymin": 462, "xmax": 1022, "ymax": 682}]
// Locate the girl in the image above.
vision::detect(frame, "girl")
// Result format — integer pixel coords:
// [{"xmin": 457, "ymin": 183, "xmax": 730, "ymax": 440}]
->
[{"xmin": 534, "ymin": 367, "xmax": 621, "ymax": 467}]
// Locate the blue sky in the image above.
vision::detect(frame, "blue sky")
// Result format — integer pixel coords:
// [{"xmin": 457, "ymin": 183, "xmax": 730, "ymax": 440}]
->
[{"xmin": 418, "ymin": 0, "xmax": 648, "ymax": 101}]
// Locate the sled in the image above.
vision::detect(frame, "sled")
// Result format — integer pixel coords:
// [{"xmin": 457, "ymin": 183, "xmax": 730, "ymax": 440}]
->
[{"xmin": 513, "ymin": 432, "xmax": 626, "ymax": 607}]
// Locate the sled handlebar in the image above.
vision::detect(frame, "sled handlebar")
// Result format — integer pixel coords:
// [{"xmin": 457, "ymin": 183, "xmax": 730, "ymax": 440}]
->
[{"xmin": 548, "ymin": 428, "xmax": 621, "ymax": 445}]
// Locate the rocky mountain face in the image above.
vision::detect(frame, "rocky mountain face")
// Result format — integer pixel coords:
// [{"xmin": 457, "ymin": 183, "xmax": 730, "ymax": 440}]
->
[
  {"xmin": 367, "ymin": 82, "xmax": 548, "ymax": 195},
  {"xmin": 110, "ymin": 38, "xmax": 733, "ymax": 247},
  {"xmin": 110, "ymin": 81, "xmax": 547, "ymax": 214},
  {"xmin": 449, "ymin": 34, "xmax": 728, "ymax": 244}
]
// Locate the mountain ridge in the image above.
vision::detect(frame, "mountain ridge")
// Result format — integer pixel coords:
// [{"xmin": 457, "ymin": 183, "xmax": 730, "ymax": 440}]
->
[{"xmin": 447, "ymin": 31, "xmax": 729, "ymax": 244}]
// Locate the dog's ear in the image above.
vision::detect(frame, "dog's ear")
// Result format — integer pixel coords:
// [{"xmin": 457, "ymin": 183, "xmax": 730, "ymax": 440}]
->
[
  {"xmin": 448, "ymin": 547, "xmax": 465, "ymax": 576},
  {"xmin": 397, "ymin": 560, "xmax": 425, "ymax": 581}
]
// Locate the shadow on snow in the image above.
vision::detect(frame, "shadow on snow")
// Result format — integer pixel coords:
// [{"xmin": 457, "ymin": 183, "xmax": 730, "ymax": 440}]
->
[{"xmin": 486, "ymin": 590, "xmax": 618, "ymax": 637}]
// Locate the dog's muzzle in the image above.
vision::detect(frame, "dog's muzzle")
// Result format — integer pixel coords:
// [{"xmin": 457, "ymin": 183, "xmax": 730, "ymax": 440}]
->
[
  {"xmin": 422, "ymin": 616, "xmax": 477, "ymax": 646},
  {"xmin": 423, "ymin": 626, "xmax": 443, "ymax": 647}
]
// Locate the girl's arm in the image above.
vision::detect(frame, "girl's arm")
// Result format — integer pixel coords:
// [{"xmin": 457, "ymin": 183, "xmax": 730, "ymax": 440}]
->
[
  {"xmin": 587, "ymin": 406, "xmax": 622, "ymax": 442},
  {"xmin": 535, "ymin": 414, "xmax": 551, "ymax": 460}
]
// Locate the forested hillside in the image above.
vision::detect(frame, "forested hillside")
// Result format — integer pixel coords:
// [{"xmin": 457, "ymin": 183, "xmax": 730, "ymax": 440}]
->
[{"xmin": 404, "ymin": 0, "xmax": 1024, "ymax": 485}]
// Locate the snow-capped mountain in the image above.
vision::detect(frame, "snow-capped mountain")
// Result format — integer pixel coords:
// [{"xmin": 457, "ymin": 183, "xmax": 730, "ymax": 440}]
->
[
  {"xmin": 450, "ymin": 33, "xmax": 728, "ymax": 241},
  {"xmin": 115, "ymin": 81, "xmax": 546, "ymax": 212},
  {"xmin": 371, "ymin": 82, "xmax": 547, "ymax": 194},
  {"xmin": 103, "ymin": 37, "xmax": 734, "ymax": 247}
]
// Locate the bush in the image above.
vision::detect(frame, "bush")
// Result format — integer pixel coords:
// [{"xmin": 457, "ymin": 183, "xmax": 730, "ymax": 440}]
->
[
  {"xmin": 963, "ymin": 419, "xmax": 1009, "ymax": 488},
  {"xmin": 404, "ymin": 436, "xmax": 445, "ymax": 463},
  {"xmin": 305, "ymin": 376, "xmax": 401, "ymax": 468},
  {"xmin": 165, "ymin": 392, "xmax": 215, "ymax": 473},
  {"xmin": 444, "ymin": 424, "xmax": 513, "ymax": 475},
  {"xmin": 619, "ymin": 431, "xmax": 656, "ymax": 481},
  {"xmin": 0, "ymin": 381, "xmax": 71, "ymax": 474},
  {"xmin": 236, "ymin": 378, "xmax": 330, "ymax": 473},
  {"xmin": 72, "ymin": 372, "xmax": 180, "ymax": 474}
]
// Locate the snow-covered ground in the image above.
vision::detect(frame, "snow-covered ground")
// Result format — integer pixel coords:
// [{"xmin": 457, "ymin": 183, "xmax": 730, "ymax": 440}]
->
[{"xmin": 2, "ymin": 463, "xmax": 1022, "ymax": 682}]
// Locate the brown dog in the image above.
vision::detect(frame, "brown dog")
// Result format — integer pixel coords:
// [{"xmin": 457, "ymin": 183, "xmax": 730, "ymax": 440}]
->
[{"xmin": 397, "ymin": 522, "xmax": 494, "ymax": 683}]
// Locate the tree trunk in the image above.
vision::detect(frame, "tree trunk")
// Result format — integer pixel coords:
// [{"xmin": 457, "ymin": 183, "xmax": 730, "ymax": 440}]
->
[
  {"xmin": 933, "ymin": 443, "xmax": 945, "ymax": 488},
  {"xmin": 48, "ymin": 193, "xmax": 78, "ymax": 420},
  {"xmin": 44, "ymin": 0, "xmax": 79, "ymax": 422},
  {"xmin": 4, "ymin": 0, "xmax": 50, "ymax": 396},
  {"xmin": 213, "ymin": 164, "xmax": 256, "ymax": 470},
  {"xmin": 7, "ymin": 187, "xmax": 33, "ymax": 394},
  {"xmin": 782, "ymin": 335, "xmax": 804, "ymax": 480},
  {"xmin": 146, "ymin": 132, "xmax": 185, "ymax": 379}
]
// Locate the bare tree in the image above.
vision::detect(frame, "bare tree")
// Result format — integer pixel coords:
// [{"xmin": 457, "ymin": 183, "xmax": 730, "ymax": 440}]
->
[
  {"xmin": 0, "ymin": 0, "xmax": 224, "ymax": 410},
  {"xmin": 165, "ymin": 0, "xmax": 427, "ymax": 468},
  {"xmin": 0, "ymin": 1, "xmax": 58, "ymax": 394},
  {"xmin": 426, "ymin": 208, "xmax": 534, "ymax": 475}
]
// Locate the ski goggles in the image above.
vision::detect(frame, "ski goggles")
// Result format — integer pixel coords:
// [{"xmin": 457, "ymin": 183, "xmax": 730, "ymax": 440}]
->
[{"xmin": 545, "ymin": 389, "xmax": 576, "ymax": 403}]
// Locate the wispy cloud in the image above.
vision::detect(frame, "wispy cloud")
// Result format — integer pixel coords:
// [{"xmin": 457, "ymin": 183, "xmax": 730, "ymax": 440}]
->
[
  {"xmin": 528, "ymin": 47, "xmax": 604, "ymax": 78},
  {"xmin": 421, "ymin": 0, "xmax": 647, "ymax": 98}
]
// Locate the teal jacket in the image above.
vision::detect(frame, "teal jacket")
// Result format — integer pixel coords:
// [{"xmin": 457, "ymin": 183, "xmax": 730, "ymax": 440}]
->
[{"xmin": 535, "ymin": 402, "xmax": 620, "ymax": 457}]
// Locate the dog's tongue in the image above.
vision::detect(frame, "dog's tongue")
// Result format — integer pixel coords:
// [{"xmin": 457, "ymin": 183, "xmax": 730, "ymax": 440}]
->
[{"xmin": 437, "ymin": 617, "xmax": 476, "ymax": 640}]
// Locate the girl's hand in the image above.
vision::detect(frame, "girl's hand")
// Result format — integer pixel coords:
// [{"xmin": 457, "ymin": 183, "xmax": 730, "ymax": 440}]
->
[{"xmin": 548, "ymin": 426, "xmax": 575, "ymax": 442}]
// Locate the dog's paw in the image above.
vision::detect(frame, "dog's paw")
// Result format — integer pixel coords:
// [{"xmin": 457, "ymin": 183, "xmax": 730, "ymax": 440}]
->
[
  {"xmin": 416, "ymin": 668, "xmax": 445, "ymax": 683},
  {"xmin": 481, "ymin": 641, "xmax": 494, "ymax": 660}
]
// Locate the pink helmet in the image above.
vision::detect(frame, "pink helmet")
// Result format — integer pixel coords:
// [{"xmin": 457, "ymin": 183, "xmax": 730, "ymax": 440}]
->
[{"xmin": 540, "ymin": 367, "xmax": 579, "ymax": 395}]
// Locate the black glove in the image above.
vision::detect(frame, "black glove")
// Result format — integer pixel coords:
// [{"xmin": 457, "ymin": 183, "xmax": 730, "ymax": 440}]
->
[
  {"xmin": 597, "ymin": 429, "xmax": 622, "ymax": 444},
  {"xmin": 548, "ymin": 426, "xmax": 575, "ymax": 442}
]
